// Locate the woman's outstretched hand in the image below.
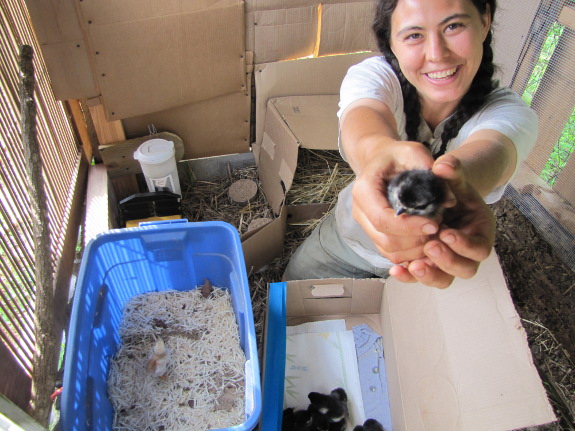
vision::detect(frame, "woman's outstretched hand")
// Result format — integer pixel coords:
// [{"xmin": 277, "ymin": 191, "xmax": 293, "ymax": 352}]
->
[
  {"xmin": 389, "ymin": 155, "xmax": 496, "ymax": 288},
  {"xmin": 351, "ymin": 141, "xmax": 441, "ymax": 264}
]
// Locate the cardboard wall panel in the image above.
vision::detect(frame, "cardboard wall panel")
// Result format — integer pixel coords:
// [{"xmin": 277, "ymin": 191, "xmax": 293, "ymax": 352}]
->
[
  {"xmin": 122, "ymin": 90, "xmax": 251, "ymax": 159},
  {"xmin": 318, "ymin": 2, "xmax": 378, "ymax": 56},
  {"xmin": 79, "ymin": 0, "xmax": 240, "ymax": 23},
  {"xmin": 249, "ymin": 6, "xmax": 318, "ymax": 64},
  {"xmin": 88, "ymin": 3, "xmax": 246, "ymax": 120}
]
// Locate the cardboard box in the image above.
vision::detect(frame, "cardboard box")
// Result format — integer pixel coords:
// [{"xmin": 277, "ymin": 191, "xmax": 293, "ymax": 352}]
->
[
  {"xmin": 238, "ymin": 53, "xmax": 372, "ymax": 271},
  {"xmin": 261, "ymin": 251, "xmax": 556, "ymax": 431},
  {"xmin": 183, "ymin": 151, "xmax": 288, "ymax": 275}
]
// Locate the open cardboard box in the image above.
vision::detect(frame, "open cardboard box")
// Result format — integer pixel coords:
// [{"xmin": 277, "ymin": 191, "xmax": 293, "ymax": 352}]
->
[
  {"xmin": 261, "ymin": 251, "xmax": 556, "ymax": 430},
  {"xmin": 242, "ymin": 53, "xmax": 373, "ymax": 272}
]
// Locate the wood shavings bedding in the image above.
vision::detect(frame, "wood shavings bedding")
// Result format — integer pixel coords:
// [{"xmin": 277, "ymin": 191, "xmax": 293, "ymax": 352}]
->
[{"xmin": 107, "ymin": 287, "xmax": 246, "ymax": 431}]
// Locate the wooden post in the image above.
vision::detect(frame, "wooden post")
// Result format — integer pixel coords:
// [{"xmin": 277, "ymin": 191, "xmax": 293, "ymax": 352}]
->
[{"xmin": 19, "ymin": 44, "xmax": 56, "ymax": 427}]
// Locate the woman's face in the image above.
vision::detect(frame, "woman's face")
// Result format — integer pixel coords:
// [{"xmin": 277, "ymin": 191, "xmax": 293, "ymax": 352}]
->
[{"xmin": 389, "ymin": 0, "xmax": 491, "ymax": 115}]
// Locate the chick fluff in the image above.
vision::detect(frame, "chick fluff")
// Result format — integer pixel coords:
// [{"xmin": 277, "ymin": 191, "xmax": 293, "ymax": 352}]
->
[
  {"xmin": 386, "ymin": 169, "xmax": 445, "ymax": 218},
  {"xmin": 146, "ymin": 338, "xmax": 170, "ymax": 377}
]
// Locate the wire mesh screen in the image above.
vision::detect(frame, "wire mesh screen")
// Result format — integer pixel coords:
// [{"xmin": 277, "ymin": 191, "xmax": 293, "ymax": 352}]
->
[
  {"xmin": 0, "ymin": 0, "xmax": 81, "ymax": 380},
  {"xmin": 506, "ymin": 0, "xmax": 575, "ymax": 273}
]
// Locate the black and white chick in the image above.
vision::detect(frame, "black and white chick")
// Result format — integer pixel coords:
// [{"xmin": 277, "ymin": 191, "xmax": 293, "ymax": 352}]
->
[
  {"xmin": 386, "ymin": 169, "xmax": 446, "ymax": 218},
  {"xmin": 282, "ymin": 405, "xmax": 331, "ymax": 431},
  {"xmin": 282, "ymin": 407, "xmax": 314, "ymax": 431},
  {"xmin": 308, "ymin": 388, "xmax": 349, "ymax": 431},
  {"xmin": 353, "ymin": 418, "xmax": 385, "ymax": 431}
]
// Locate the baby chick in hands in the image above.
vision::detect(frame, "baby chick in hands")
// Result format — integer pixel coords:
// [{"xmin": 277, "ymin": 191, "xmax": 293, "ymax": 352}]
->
[{"xmin": 386, "ymin": 169, "xmax": 446, "ymax": 218}]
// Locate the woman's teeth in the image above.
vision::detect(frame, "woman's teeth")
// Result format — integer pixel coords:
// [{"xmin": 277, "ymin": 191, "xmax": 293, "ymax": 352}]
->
[{"xmin": 427, "ymin": 67, "xmax": 457, "ymax": 79}]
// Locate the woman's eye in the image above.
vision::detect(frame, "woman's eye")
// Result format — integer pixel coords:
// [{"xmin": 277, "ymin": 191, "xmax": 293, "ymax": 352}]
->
[
  {"xmin": 446, "ymin": 23, "xmax": 463, "ymax": 31},
  {"xmin": 406, "ymin": 33, "xmax": 422, "ymax": 41}
]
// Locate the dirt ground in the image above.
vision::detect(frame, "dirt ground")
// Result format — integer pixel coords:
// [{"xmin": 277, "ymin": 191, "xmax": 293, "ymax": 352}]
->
[
  {"xmin": 247, "ymin": 196, "xmax": 575, "ymax": 430},
  {"xmin": 491, "ymin": 198, "xmax": 575, "ymax": 430}
]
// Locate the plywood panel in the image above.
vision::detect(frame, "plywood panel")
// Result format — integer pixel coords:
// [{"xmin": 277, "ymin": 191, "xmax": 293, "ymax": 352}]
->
[
  {"xmin": 25, "ymin": 0, "xmax": 99, "ymax": 100},
  {"xmin": 87, "ymin": 3, "xmax": 246, "ymax": 120},
  {"xmin": 25, "ymin": 0, "xmax": 83, "ymax": 43}
]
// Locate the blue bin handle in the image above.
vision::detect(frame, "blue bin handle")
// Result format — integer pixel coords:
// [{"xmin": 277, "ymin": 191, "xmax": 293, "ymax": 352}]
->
[{"xmin": 139, "ymin": 218, "xmax": 189, "ymax": 227}]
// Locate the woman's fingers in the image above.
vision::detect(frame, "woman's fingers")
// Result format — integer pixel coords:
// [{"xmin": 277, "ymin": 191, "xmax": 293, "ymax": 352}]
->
[
  {"xmin": 422, "ymin": 239, "xmax": 481, "ymax": 280},
  {"xmin": 390, "ymin": 259, "xmax": 456, "ymax": 289},
  {"xmin": 438, "ymin": 228, "xmax": 493, "ymax": 263}
]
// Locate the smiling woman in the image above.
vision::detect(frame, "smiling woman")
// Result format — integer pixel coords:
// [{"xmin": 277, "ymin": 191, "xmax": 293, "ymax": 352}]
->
[
  {"xmin": 388, "ymin": 0, "xmax": 491, "ymax": 128},
  {"xmin": 284, "ymin": 0, "xmax": 539, "ymax": 289}
]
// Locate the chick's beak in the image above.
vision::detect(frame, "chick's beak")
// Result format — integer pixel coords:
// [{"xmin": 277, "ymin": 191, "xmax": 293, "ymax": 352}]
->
[{"xmin": 395, "ymin": 206, "xmax": 406, "ymax": 216}]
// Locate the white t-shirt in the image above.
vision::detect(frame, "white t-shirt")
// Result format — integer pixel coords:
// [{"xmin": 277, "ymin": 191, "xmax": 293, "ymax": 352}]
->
[{"xmin": 334, "ymin": 56, "xmax": 538, "ymax": 269}]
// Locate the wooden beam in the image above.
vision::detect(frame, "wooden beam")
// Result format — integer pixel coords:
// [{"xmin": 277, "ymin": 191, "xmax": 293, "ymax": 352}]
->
[
  {"xmin": 0, "ymin": 395, "xmax": 46, "ymax": 431},
  {"xmin": 511, "ymin": 162, "xmax": 575, "ymax": 236},
  {"xmin": 86, "ymin": 98, "xmax": 126, "ymax": 145},
  {"xmin": 19, "ymin": 44, "xmax": 54, "ymax": 426},
  {"xmin": 553, "ymin": 145, "xmax": 575, "ymax": 206},
  {"xmin": 65, "ymin": 100, "xmax": 93, "ymax": 164},
  {"xmin": 53, "ymin": 155, "xmax": 88, "ymax": 338},
  {"xmin": 84, "ymin": 163, "xmax": 118, "ymax": 246}
]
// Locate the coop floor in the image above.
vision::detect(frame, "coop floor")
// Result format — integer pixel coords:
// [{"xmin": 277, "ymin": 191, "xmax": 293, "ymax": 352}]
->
[{"xmin": 248, "ymin": 197, "xmax": 575, "ymax": 431}]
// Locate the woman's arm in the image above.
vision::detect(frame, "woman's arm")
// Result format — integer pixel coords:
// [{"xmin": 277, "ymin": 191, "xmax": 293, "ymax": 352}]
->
[
  {"xmin": 444, "ymin": 129, "xmax": 517, "ymax": 196},
  {"xmin": 391, "ymin": 129, "xmax": 517, "ymax": 287},
  {"xmin": 341, "ymin": 100, "xmax": 515, "ymax": 288},
  {"xmin": 340, "ymin": 98, "xmax": 442, "ymax": 265}
]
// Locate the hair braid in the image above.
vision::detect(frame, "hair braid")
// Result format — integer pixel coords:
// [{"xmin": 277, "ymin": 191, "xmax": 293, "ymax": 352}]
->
[
  {"xmin": 384, "ymin": 55, "xmax": 423, "ymax": 144},
  {"xmin": 437, "ymin": 32, "xmax": 497, "ymax": 157}
]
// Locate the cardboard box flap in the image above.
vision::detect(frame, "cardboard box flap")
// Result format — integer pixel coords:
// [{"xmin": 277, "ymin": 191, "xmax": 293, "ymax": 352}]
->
[
  {"xmin": 254, "ymin": 52, "xmax": 376, "ymax": 146},
  {"xmin": 286, "ymin": 278, "xmax": 384, "ymax": 320},
  {"xmin": 255, "ymin": 101, "xmax": 300, "ymax": 214},
  {"xmin": 383, "ymin": 251, "xmax": 556, "ymax": 430},
  {"xmin": 270, "ymin": 95, "xmax": 340, "ymax": 150}
]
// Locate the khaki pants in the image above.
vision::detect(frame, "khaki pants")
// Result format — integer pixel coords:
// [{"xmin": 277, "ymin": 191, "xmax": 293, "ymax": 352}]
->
[{"xmin": 284, "ymin": 211, "xmax": 391, "ymax": 281}]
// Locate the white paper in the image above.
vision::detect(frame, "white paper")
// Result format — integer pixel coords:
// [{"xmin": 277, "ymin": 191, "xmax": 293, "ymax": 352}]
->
[{"xmin": 284, "ymin": 323, "xmax": 365, "ymax": 426}]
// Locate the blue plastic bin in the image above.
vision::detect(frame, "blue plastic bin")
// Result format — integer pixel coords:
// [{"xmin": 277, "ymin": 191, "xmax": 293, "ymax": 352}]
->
[{"xmin": 61, "ymin": 220, "xmax": 261, "ymax": 431}]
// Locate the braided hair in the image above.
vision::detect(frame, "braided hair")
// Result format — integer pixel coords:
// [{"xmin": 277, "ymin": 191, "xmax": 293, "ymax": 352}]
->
[{"xmin": 372, "ymin": 0, "xmax": 497, "ymax": 158}]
